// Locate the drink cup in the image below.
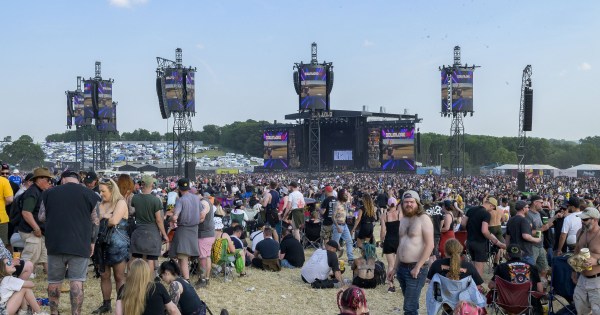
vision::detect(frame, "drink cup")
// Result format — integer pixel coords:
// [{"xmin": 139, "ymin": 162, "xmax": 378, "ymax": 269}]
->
[{"xmin": 542, "ymin": 217, "xmax": 549, "ymax": 224}]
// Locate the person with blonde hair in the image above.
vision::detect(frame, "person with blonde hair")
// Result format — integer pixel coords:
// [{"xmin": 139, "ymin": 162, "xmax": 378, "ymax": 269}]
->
[
  {"xmin": 427, "ymin": 239, "xmax": 483, "ymax": 289},
  {"xmin": 115, "ymin": 259, "xmax": 180, "ymax": 315},
  {"xmin": 92, "ymin": 178, "xmax": 130, "ymax": 314}
]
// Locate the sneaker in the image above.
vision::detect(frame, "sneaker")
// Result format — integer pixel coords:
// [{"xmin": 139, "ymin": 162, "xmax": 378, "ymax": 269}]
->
[
  {"xmin": 29, "ymin": 273, "xmax": 36, "ymax": 279},
  {"xmin": 195, "ymin": 278, "xmax": 208, "ymax": 289},
  {"xmin": 387, "ymin": 286, "xmax": 396, "ymax": 293},
  {"xmin": 91, "ymin": 304, "xmax": 112, "ymax": 314},
  {"xmin": 33, "ymin": 312, "xmax": 50, "ymax": 315}
]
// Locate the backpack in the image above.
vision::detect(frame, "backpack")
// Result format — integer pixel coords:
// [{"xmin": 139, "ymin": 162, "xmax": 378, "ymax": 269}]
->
[
  {"xmin": 374, "ymin": 260, "xmax": 386, "ymax": 285},
  {"xmin": 8, "ymin": 194, "xmax": 24, "ymax": 228},
  {"xmin": 266, "ymin": 207, "xmax": 280, "ymax": 225},
  {"xmin": 211, "ymin": 234, "xmax": 230, "ymax": 264}
]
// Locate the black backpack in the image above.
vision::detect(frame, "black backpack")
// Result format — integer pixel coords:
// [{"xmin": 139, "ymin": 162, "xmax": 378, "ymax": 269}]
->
[
  {"xmin": 374, "ymin": 260, "xmax": 386, "ymax": 285},
  {"xmin": 8, "ymin": 194, "xmax": 24, "ymax": 228}
]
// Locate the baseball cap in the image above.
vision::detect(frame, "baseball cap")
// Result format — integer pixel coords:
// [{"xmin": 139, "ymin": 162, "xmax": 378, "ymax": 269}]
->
[
  {"xmin": 23, "ymin": 173, "xmax": 33, "ymax": 182},
  {"xmin": 563, "ymin": 196, "xmax": 580, "ymax": 208},
  {"xmin": 326, "ymin": 240, "xmax": 340, "ymax": 251},
  {"xmin": 579, "ymin": 207, "xmax": 600, "ymax": 220},
  {"xmin": 325, "ymin": 185, "xmax": 333, "ymax": 193},
  {"xmin": 387, "ymin": 197, "xmax": 397, "ymax": 207},
  {"xmin": 12, "ymin": 169, "xmax": 19, "ymax": 174},
  {"xmin": 402, "ymin": 190, "xmax": 421, "ymax": 203},
  {"xmin": 60, "ymin": 170, "xmax": 79, "ymax": 181},
  {"xmin": 84, "ymin": 171, "xmax": 98, "ymax": 184},
  {"xmin": 507, "ymin": 244, "xmax": 523, "ymax": 259},
  {"xmin": 177, "ymin": 178, "xmax": 191, "ymax": 191},
  {"xmin": 486, "ymin": 197, "xmax": 498, "ymax": 208},
  {"xmin": 443, "ymin": 200, "xmax": 453, "ymax": 209},
  {"xmin": 515, "ymin": 200, "xmax": 529, "ymax": 211},
  {"xmin": 141, "ymin": 175, "xmax": 156, "ymax": 187}
]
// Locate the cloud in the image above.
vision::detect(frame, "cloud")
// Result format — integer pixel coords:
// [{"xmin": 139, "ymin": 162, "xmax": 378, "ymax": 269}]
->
[
  {"xmin": 363, "ymin": 39, "xmax": 375, "ymax": 47},
  {"xmin": 196, "ymin": 43, "xmax": 205, "ymax": 50},
  {"xmin": 578, "ymin": 62, "xmax": 592, "ymax": 71},
  {"xmin": 109, "ymin": 0, "xmax": 148, "ymax": 8}
]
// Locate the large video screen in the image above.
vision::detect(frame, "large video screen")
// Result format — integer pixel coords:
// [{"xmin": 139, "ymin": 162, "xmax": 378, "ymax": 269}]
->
[
  {"xmin": 263, "ymin": 131, "xmax": 288, "ymax": 169},
  {"xmin": 367, "ymin": 128, "xmax": 381, "ymax": 169},
  {"xmin": 185, "ymin": 72, "xmax": 195, "ymax": 112},
  {"xmin": 441, "ymin": 68, "xmax": 474, "ymax": 112},
  {"xmin": 73, "ymin": 93, "xmax": 86, "ymax": 126},
  {"xmin": 165, "ymin": 69, "xmax": 184, "ymax": 112},
  {"xmin": 299, "ymin": 65, "xmax": 327, "ymax": 110},
  {"xmin": 97, "ymin": 81, "xmax": 113, "ymax": 119},
  {"xmin": 381, "ymin": 128, "xmax": 415, "ymax": 171},
  {"xmin": 97, "ymin": 118, "xmax": 116, "ymax": 132},
  {"xmin": 83, "ymin": 81, "xmax": 95, "ymax": 121}
]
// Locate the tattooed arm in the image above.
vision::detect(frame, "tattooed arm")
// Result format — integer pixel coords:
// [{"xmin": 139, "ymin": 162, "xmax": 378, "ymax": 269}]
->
[{"xmin": 168, "ymin": 281, "xmax": 183, "ymax": 306}]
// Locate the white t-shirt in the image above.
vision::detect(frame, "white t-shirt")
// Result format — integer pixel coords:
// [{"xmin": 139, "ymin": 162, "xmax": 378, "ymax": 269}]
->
[
  {"xmin": 167, "ymin": 191, "xmax": 178, "ymax": 206},
  {"xmin": 288, "ymin": 190, "xmax": 305, "ymax": 209},
  {"xmin": 250, "ymin": 230, "xmax": 264, "ymax": 252},
  {"xmin": 301, "ymin": 249, "xmax": 331, "ymax": 283},
  {"xmin": 0, "ymin": 276, "xmax": 24, "ymax": 303},
  {"xmin": 562, "ymin": 212, "xmax": 582, "ymax": 245}
]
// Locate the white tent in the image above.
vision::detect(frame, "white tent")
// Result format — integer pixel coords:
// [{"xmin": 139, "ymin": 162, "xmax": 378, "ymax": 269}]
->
[{"xmin": 493, "ymin": 164, "xmax": 558, "ymax": 170}]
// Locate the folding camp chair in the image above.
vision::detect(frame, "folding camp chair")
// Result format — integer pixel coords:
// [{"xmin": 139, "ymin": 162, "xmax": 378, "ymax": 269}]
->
[
  {"xmin": 212, "ymin": 239, "xmax": 236, "ymax": 282},
  {"xmin": 490, "ymin": 277, "xmax": 544, "ymax": 315},
  {"xmin": 454, "ymin": 231, "xmax": 470, "ymax": 261},
  {"xmin": 548, "ymin": 255, "xmax": 576, "ymax": 315},
  {"xmin": 302, "ymin": 220, "xmax": 322, "ymax": 249},
  {"xmin": 425, "ymin": 274, "xmax": 486, "ymax": 315}
]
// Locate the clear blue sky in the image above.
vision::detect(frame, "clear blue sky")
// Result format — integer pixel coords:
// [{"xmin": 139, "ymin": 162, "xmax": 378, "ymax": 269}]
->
[{"xmin": 1, "ymin": 0, "xmax": 598, "ymax": 142}]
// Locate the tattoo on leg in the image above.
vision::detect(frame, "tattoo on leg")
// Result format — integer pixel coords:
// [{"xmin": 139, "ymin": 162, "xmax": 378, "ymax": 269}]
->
[
  {"xmin": 48, "ymin": 286, "xmax": 60, "ymax": 314},
  {"xmin": 70, "ymin": 282, "xmax": 84, "ymax": 315}
]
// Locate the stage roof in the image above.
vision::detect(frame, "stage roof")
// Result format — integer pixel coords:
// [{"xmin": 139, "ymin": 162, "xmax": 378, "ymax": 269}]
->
[
  {"xmin": 494, "ymin": 164, "xmax": 558, "ymax": 170},
  {"xmin": 284, "ymin": 110, "xmax": 421, "ymax": 123}
]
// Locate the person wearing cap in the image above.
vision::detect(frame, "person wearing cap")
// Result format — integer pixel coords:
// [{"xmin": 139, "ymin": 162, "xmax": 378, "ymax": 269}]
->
[
  {"xmin": 168, "ymin": 178, "xmax": 201, "ymax": 281},
  {"xmin": 301, "ymin": 240, "xmax": 343, "ymax": 285},
  {"xmin": 130, "ymin": 175, "xmax": 169, "ymax": 274},
  {"xmin": 19, "ymin": 167, "xmax": 54, "ymax": 273},
  {"xmin": 8, "ymin": 169, "xmax": 21, "ymax": 187},
  {"xmin": 488, "ymin": 243, "xmax": 544, "ymax": 313},
  {"xmin": 526, "ymin": 195, "xmax": 550, "ymax": 280},
  {"xmin": 84, "ymin": 171, "xmax": 99, "ymax": 194},
  {"xmin": 380, "ymin": 196, "xmax": 402, "ymax": 292},
  {"xmin": 38, "ymin": 170, "xmax": 101, "ymax": 315},
  {"xmin": 557, "ymin": 196, "xmax": 582, "ymax": 256},
  {"xmin": 572, "ymin": 207, "xmax": 600, "ymax": 314},
  {"xmin": 388, "ymin": 190, "xmax": 433, "ymax": 315},
  {"xmin": 505, "ymin": 200, "xmax": 542, "ymax": 268},
  {"xmin": 319, "ymin": 185, "xmax": 338, "ymax": 245},
  {"xmin": 461, "ymin": 196, "xmax": 506, "ymax": 277},
  {"xmin": 0, "ymin": 165, "xmax": 15, "ymax": 249}
]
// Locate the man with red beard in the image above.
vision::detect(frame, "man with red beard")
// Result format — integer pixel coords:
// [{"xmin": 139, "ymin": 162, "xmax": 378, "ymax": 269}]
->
[{"xmin": 387, "ymin": 190, "xmax": 434, "ymax": 315}]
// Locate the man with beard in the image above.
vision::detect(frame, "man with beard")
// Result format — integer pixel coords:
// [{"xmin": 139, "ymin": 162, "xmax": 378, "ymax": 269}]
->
[
  {"xmin": 572, "ymin": 208, "xmax": 600, "ymax": 314},
  {"xmin": 387, "ymin": 190, "xmax": 433, "ymax": 315}
]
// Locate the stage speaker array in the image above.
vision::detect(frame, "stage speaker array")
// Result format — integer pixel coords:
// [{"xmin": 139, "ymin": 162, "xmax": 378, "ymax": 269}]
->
[
  {"xmin": 517, "ymin": 172, "xmax": 526, "ymax": 192},
  {"xmin": 523, "ymin": 88, "xmax": 533, "ymax": 132},
  {"xmin": 184, "ymin": 161, "xmax": 196, "ymax": 179}
]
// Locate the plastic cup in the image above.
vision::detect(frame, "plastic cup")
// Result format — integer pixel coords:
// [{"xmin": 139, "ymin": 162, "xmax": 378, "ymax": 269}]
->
[
  {"xmin": 542, "ymin": 217, "xmax": 548, "ymax": 224},
  {"xmin": 13, "ymin": 252, "xmax": 20, "ymax": 260}
]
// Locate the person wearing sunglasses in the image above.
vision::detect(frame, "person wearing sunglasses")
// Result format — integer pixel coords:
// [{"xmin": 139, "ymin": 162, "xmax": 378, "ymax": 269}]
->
[
  {"xmin": 18, "ymin": 167, "xmax": 54, "ymax": 275},
  {"xmin": 572, "ymin": 207, "xmax": 600, "ymax": 314}
]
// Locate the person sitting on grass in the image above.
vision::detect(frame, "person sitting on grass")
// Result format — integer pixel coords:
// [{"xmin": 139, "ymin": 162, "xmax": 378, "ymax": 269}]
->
[
  {"xmin": 159, "ymin": 260, "xmax": 206, "ymax": 315},
  {"xmin": 0, "ymin": 258, "xmax": 48, "ymax": 315},
  {"xmin": 251, "ymin": 226, "xmax": 281, "ymax": 271},
  {"xmin": 279, "ymin": 225, "xmax": 305, "ymax": 268},
  {"xmin": 301, "ymin": 240, "xmax": 343, "ymax": 285},
  {"xmin": 351, "ymin": 244, "xmax": 377, "ymax": 289}
]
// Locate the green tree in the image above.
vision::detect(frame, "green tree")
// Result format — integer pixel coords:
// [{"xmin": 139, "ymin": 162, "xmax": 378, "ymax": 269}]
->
[{"xmin": 0, "ymin": 135, "xmax": 46, "ymax": 170}]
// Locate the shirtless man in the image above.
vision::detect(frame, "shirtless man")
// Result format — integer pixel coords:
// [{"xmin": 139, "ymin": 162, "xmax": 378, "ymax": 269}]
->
[
  {"xmin": 387, "ymin": 190, "xmax": 434, "ymax": 315},
  {"xmin": 487, "ymin": 197, "xmax": 505, "ymax": 266},
  {"xmin": 572, "ymin": 207, "xmax": 600, "ymax": 314}
]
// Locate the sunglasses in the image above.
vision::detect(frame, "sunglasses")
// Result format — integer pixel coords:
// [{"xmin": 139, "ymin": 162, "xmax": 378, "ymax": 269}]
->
[
  {"xmin": 100, "ymin": 178, "xmax": 113, "ymax": 186},
  {"xmin": 582, "ymin": 218, "xmax": 591, "ymax": 222},
  {"xmin": 0, "ymin": 172, "xmax": 9, "ymax": 176},
  {"xmin": 6, "ymin": 260, "xmax": 11, "ymax": 266}
]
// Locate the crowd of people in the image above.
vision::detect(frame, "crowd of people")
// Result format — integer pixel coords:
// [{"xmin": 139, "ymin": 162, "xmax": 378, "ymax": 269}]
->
[{"xmin": 2, "ymin": 162, "xmax": 600, "ymax": 314}]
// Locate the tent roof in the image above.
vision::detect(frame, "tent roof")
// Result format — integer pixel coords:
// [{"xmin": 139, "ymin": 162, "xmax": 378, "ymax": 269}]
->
[
  {"xmin": 494, "ymin": 164, "xmax": 558, "ymax": 170},
  {"xmin": 566, "ymin": 164, "xmax": 600, "ymax": 171}
]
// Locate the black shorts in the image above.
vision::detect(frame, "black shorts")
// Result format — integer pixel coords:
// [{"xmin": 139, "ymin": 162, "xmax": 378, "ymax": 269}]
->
[
  {"xmin": 131, "ymin": 253, "xmax": 159, "ymax": 260},
  {"xmin": 15, "ymin": 259, "xmax": 25, "ymax": 277},
  {"xmin": 383, "ymin": 239, "xmax": 399, "ymax": 254},
  {"xmin": 467, "ymin": 241, "xmax": 489, "ymax": 262},
  {"xmin": 352, "ymin": 276, "xmax": 377, "ymax": 289}
]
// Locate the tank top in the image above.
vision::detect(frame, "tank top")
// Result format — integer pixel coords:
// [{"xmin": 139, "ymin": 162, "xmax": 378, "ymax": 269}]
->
[
  {"xmin": 384, "ymin": 211, "xmax": 400, "ymax": 241},
  {"xmin": 198, "ymin": 198, "xmax": 215, "ymax": 238}
]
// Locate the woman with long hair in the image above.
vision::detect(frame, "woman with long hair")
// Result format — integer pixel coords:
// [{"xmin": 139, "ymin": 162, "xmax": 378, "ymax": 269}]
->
[
  {"xmin": 426, "ymin": 239, "xmax": 483, "ymax": 288},
  {"xmin": 379, "ymin": 197, "xmax": 402, "ymax": 292},
  {"xmin": 351, "ymin": 194, "xmax": 376, "ymax": 249},
  {"xmin": 92, "ymin": 178, "xmax": 130, "ymax": 314},
  {"xmin": 0, "ymin": 259, "xmax": 48, "ymax": 315},
  {"xmin": 438, "ymin": 201, "xmax": 456, "ymax": 258},
  {"xmin": 115, "ymin": 259, "xmax": 180, "ymax": 315},
  {"xmin": 117, "ymin": 174, "xmax": 136, "ymax": 237}
]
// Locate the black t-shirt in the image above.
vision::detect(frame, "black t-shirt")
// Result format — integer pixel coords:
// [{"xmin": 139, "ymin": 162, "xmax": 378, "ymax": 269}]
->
[
  {"xmin": 117, "ymin": 283, "xmax": 171, "ymax": 315},
  {"xmin": 492, "ymin": 259, "xmax": 541, "ymax": 288},
  {"xmin": 280, "ymin": 234, "xmax": 305, "ymax": 267},
  {"xmin": 552, "ymin": 217, "xmax": 566, "ymax": 252},
  {"xmin": 466, "ymin": 206, "xmax": 491, "ymax": 243},
  {"xmin": 376, "ymin": 193, "xmax": 389, "ymax": 208},
  {"xmin": 506, "ymin": 215, "xmax": 533, "ymax": 256},
  {"xmin": 175, "ymin": 277, "xmax": 203, "ymax": 314},
  {"xmin": 255, "ymin": 238, "xmax": 280, "ymax": 259},
  {"xmin": 427, "ymin": 258, "xmax": 484, "ymax": 285},
  {"xmin": 321, "ymin": 196, "xmax": 338, "ymax": 226},
  {"xmin": 43, "ymin": 183, "xmax": 100, "ymax": 257},
  {"xmin": 426, "ymin": 205, "xmax": 444, "ymax": 239},
  {"xmin": 327, "ymin": 250, "xmax": 340, "ymax": 272}
]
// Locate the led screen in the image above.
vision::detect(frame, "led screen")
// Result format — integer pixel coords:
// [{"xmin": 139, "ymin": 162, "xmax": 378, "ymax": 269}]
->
[
  {"xmin": 299, "ymin": 65, "xmax": 327, "ymax": 110},
  {"xmin": 381, "ymin": 128, "xmax": 415, "ymax": 171},
  {"xmin": 263, "ymin": 131, "xmax": 288, "ymax": 169},
  {"xmin": 185, "ymin": 72, "xmax": 195, "ymax": 112},
  {"xmin": 83, "ymin": 81, "xmax": 95, "ymax": 121},
  {"xmin": 367, "ymin": 128, "xmax": 381, "ymax": 169},
  {"xmin": 73, "ymin": 93, "xmax": 85, "ymax": 126},
  {"xmin": 165, "ymin": 69, "xmax": 184, "ymax": 112},
  {"xmin": 97, "ymin": 81, "xmax": 113, "ymax": 119},
  {"xmin": 441, "ymin": 68, "xmax": 473, "ymax": 112},
  {"xmin": 333, "ymin": 150, "xmax": 352, "ymax": 161}
]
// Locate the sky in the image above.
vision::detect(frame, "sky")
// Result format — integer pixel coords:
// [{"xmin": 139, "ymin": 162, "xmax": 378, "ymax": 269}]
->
[{"xmin": 1, "ymin": 0, "xmax": 598, "ymax": 142}]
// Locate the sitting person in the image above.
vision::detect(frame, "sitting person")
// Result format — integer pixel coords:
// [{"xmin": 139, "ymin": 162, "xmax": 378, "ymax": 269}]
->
[
  {"xmin": 0, "ymin": 239, "xmax": 34, "ymax": 281},
  {"xmin": 301, "ymin": 240, "xmax": 343, "ymax": 285},
  {"xmin": 229, "ymin": 225, "xmax": 248, "ymax": 274},
  {"xmin": 251, "ymin": 226, "xmax": 281, "ymax": 271},
  {"xmin": 159, "ymin": 260, "xmax": 206, "ymax": 315},
  {"xmin": 0, "ymin": 259, "xmax": 48, "ymax": 315},
  {"xmin": 337, "ymin": 286, "xmax": 369, "ymax": 315},
  {"xmin": 488, "ymin": 243, "xmax": 544, "ymax": 313},
  {"xmin": 427, "ymin": 239, "xmax": 484, "ymax": 290},
  {"xmin": 279, "ymin": 226, "xmax": 305, "ymax": 268},
  {"xmin": 116, "ymin": 259, "xmax": 180, "ymax": 315},
  {"xmin": 351, "ymin": 243, "xmax": 377, "ymax": 289}
]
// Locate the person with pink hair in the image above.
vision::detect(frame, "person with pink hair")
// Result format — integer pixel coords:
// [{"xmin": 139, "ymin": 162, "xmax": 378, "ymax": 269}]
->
[{"xmin": 337, "ymin": 286, "xmax": 369, "ymax": 315}]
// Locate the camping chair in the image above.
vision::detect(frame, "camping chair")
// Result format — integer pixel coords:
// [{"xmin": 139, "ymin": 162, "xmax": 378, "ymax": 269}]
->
[
  {"xmin": 302, "ymin": 220, "xmax": 322, "ymax": 249},
  {"xmin": 548, "ymin": 255, "xmax": 576, "ymax": 315},
  {"xmin": 425, "ymin": 274, "xmax": 486, "ymax": 315},
  {"xmin": 454, "ymin": 231, "xmax": 470, "ymax": 261},
  {"xmin": 231, "ymin": 212, "xmax": 245, "ymax": 228},
  {"xmin": 490, "ymin": 277, "xmax": 544, "ymax": 315},
  {"xmin": 212, "ymin": 239, "xmax": 236, "ymax": 282}
]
